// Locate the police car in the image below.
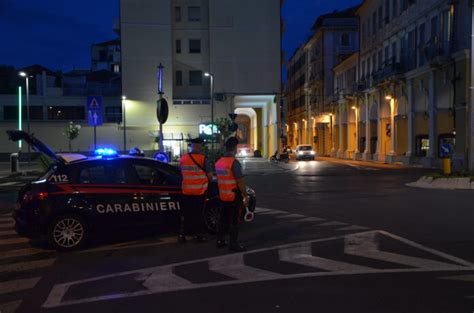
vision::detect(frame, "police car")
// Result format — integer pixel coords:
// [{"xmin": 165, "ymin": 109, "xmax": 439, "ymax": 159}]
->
[{"xmin": 7, "ymin": 130, "xmax": 256, "ymax": 251}]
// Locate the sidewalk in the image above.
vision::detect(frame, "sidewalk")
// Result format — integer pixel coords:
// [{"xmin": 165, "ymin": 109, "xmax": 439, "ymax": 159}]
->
[
  {"xmin": 315, "ymin": 156, "xmax": 409, "ymax": 170},
  {"xmin": 0, "ymin": 162, "xmax": 43, "ymax": 180}
]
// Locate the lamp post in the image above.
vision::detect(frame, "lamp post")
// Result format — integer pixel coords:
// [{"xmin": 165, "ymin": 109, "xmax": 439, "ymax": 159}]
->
[
  {"xmin": 121, "ymin": 96, "xmax": 127, "ymax": 152},
  {"xmin": 351, "ymin": 106, "xmax": 360, "ymax": 155},
  {"xmin": 19, "ymin": 72, "xmax": 31, "ymax": 163},
  {"xmin": 204, "ymin": 72, "xmax": 214, "ymax": 149}
]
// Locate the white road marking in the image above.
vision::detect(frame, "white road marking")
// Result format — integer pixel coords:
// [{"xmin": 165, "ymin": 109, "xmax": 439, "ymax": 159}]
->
[
  {"xmin": 344, "ymin": 232, "xmax": 469, "ymax": 269},
  {"xmin": 0, "ymin": 277, "xmax": 41, "ymax": 295},
  {"xmin": 257, "ymin": 210, "xmax": 288, "ymax": 215},
  {"xmin": 141, "ymin": 267, "xmax": 193, "ymax": 291},
  {"xmin": 275, "ymin": 213, "xmax": 306, "ymax": 219},
  {"xmin": 0, "ymin": 213, "xmax": 12, "ymax": 217},
  {"xmin": 209, "ymin": 253, "xmax": 281, "ymax": 280},
  {"xmin": 0, "ymin": 300, "xmax": 22, "ymax": 313},
  {"xmin": 336, "ymin": 225, "xmax": 369, "ymax": 232},
  {"xmin": 292, "ymin": 217, "xmax": 326, "ymax": 223},
  {"xmin": 0, "ymin": 230, "xmax": 17, "ymax": 236},
  {"xmin": 254, "ymin": 208, "xmax": 273, "ymax": 213},
  {"xmin": 0, "ymin": 182, "xmax": 21, "ymax": 186},
  {"xmin": 317, "ymin": 221, "xmax": 348, "ymax": 227},
  {"xmin": 0, "ymin": 237, "xmax": 29, "ymax": 246},
  {"xmin": 279, "ymin": 244, "xmax": 372, "ymax": 272},
  {"xmin": 439, "ymin": 274, "xmax": 474, "ymax": 282},
  {"xmin": 0, "ymin": 247, "xmax": 49, "ymax": 260},
  {"xmin": 0, "ymin": 217, "xmax": 14, "ymax": 223},
  {"xmin": 0, "ymin": 258, "xmax": 56, "ymax": 274},
  {"xmin": 42, "ymin": 230, "xmax": 474, "ymax": 309}
]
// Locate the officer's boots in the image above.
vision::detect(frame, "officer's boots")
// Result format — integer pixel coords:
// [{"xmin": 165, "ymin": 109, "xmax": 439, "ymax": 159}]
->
[{"xmin": 228, "ymin": 226, "xmax": 246, "ymax": 252}]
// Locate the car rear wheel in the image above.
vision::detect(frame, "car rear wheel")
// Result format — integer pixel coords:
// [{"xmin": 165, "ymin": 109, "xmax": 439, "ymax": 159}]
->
[
  {"xmin": 203, "ymin": 204, "xmax": 221, "ymax": 234},
  {"xmin": 47, "ymin": 214, "xmax": 88, "ymax": 251}
]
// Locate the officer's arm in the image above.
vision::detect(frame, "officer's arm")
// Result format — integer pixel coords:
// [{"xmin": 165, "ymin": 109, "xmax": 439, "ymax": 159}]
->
[
  {"xmin": 204, "ymin": 158, "xmax": 213, "ymax": 181},
  {"xmin": 237, "ymin": 178, "xmax": 249, "ymax": 198}
]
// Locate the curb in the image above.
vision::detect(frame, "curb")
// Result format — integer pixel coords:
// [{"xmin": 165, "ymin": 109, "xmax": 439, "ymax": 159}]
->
[{"xmin": 406, "ymin": 176, "xmax": 474, "ymax": 190}]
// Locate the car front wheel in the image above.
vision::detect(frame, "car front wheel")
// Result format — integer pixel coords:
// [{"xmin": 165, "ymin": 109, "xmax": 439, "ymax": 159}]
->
[
  {"xmin": 203, "ymin": 203, "xmax": 221, "ymax": 234},
  {"xmin": 47, "ymin": 214, "xmax": 88, "ymax": 251}
]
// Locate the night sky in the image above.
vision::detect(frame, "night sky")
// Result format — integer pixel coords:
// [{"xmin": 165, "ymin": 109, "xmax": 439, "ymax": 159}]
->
[{"xmin": 0, "ymin": 0, "xmax": 360, "ymax": 73}]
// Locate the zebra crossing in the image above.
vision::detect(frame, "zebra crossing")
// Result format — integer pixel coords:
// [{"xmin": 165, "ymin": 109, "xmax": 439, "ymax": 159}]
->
[
  {"xmin": 0, "ymin": 213, "xmax": 56, "ymax": 313},
  {"xmin": 42, "ymin": 229, "xmax": 474, "ymax": 309}
]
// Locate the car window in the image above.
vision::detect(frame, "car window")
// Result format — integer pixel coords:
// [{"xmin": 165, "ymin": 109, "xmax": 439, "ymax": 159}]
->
[
  {"xmin": 299, "ymin": 146, "xmax": 312, "ymax": 151},
  {"xmin": 78, "ymin": 165, "xmax": 127, "ymax": 184},
  {"xmin": 132, "ymin": 164, "xmax": 166, "ymax": 185}
]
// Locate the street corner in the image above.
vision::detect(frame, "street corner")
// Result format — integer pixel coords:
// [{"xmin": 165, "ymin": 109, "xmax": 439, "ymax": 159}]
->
[
  {"xmin": 40, "ymin": 229, "xmax": 474, "ymax": 310},
  {"xmin": 407, "ymin": 176, "xmax": 474, "ymax": 190}
]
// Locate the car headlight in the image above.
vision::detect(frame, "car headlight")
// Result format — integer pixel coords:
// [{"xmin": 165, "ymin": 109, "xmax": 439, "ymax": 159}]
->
[
  {"xmin": 297, "ymin": 151, "xmax": 303, "ymax": 155},
  {"xmin": 241, "ymin": 150, "xmax": 248, "ymax": 156},
  {"xmin": 310, "ymin": 151, "xmax": 315, "ymax": 155}
]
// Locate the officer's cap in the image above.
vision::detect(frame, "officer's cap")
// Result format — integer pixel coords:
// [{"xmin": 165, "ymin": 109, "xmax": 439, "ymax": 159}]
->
[
  {"xmin": 224, "ymin": 137, "xmax": 239, "ymax": 149},
  {"xmin": 188, "ymin": 137, "xmax": 204, "ymax": 144}
]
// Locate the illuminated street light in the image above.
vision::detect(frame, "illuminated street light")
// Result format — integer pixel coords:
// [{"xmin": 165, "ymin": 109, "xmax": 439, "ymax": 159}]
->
[
  {"xmin": 122, "ymin": 96, "xmax": 127, "ymax": 152},
  {"xmin": 204, "ymin": 72, "xmax": 215, "ymax": 150},
  {"xmin": 385, "ymin": 95, "xmax": 393, "ymax": 100}
]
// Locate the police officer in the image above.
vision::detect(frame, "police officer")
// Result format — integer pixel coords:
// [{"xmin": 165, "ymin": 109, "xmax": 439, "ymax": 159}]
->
[
  {"xmin": 215, "ymin": 137, "xmax": 249, "ymax": 252},
  {"xmin": 179, "ymin": 137, "xmax": 213, "ymax": 243}
]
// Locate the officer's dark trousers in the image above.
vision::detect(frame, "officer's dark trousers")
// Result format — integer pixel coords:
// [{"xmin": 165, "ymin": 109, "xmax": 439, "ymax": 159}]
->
[
  {"xmin": 180, "ymin": 195, "xmax": 205, "ymax": 235},
  {"xmin": 217, "ymin": 200, "xmax": 241, "ymax": 243}
]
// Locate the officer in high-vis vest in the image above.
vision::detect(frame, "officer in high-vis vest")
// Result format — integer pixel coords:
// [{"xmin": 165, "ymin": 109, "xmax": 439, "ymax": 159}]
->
[
  {"xmin": 215, "ymin": 137, "xmax": 249, "ymax": 252},
  {"xmin": 179, "ymin": 137, "xmax": 213, "ymax": 243}
]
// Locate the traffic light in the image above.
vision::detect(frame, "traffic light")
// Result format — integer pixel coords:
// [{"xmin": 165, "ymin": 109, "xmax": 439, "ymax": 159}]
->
[{"xmin": 228, "ymin": 113, "xmax": 238, "ymax": 132}]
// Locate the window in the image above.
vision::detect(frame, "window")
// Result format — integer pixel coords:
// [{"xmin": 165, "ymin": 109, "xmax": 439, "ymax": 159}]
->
[
  {"xmin": 47, "ymin": 106, "xmax": 85, "ymax": 120},
  {"xmin": 385, "ymin": 0, "xmax": 390, "ymax": 24},
  {"xmin": 372, "ymin": 11, "xmax": 377, "ymax": 34},
  {"xmin": 361, "ymin": 60, "xmax": 366, "ymax": 79},
  {"xmin": 175, "ymin": 40, "xmax": 182, "ymax": 54},
  {"xmin": 3, "ymin": 106, "xmax": 43, "ymax": 120},
  {"xmin": 384, "ymin": 46, "xmax": 389, "ymax": 65},
  {"xmin": 401, "ymin": 0, "xmax": 408, "ymax": 12},
  {"xmin": 189, "ymin": 39, "xmax": 201, "ymax": 53},
  {"xmin": 430, "ymin": 16, "xmax": 438, "ymax": 40},
  {"xmin": 419, "ymin": 23, "xmax": 426, "ymax": 66},
  {"xmin": 392, "ymin": 0, "xmax": 398, "ymax": 18},
  {"xmin": 113, "ymin": 64, "xmax": 120, "ymax": 73},
  {"xmin": 378, "ymin": 50, "xmax": 383, "ymax": 69},
  {"xmin": 341, "ymin": 33, "xmax": 350, "ymax": 46},
  {"xmin": 378, "ymin": 6, "xmax": 383, "ymax": 28},
  {"xmin": 391, "ymin": 41, "xmax": 397, "ymax": 62},
  {"xmin": 78, "ymin": 165, "xmax": 127, "ymax": 184},
  {"xmin": 415, "ymin": 135, "xmax": 429, "ymax": 157},
  {"xmin": 188, "ymin": 6, "xmax": 201, "ymax": 22},
  {"xmin": 132, "ymin": 164, "xmax": 169, "ymax": 185},
  {"xmin": 175, "ymin": 6, "xmax": 181, "ymax": 22},
  {"xmin": 367, "ymin": 18, "xmax": 371, "ymax": 36},
  {"xmin": 105, "ymin": 107, "xmax": 122, "ymax": 123},
  {"xmin": 175, "ymin": 71, "xmax": 183, "ymax": 86},
  {"xmin": 189, "ymin": 70, "xmax": 203, "ymax": 86}
]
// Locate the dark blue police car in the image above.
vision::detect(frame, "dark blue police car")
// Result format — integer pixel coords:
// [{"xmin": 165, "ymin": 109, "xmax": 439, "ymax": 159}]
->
[{"xmin": 7, "ymin": 130, "xmax": 255, "ymax": 251}]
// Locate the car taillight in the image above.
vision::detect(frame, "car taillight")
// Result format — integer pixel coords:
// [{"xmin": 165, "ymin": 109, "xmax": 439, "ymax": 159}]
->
[{"xmin": 21, "ymin": 191, "xmax": 48, "ymax": 204}]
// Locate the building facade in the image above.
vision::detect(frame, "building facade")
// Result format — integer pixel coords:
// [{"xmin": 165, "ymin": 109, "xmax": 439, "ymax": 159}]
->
[
  {"xmin": 286, "ymin": 7, "xmax": 359, "ymax": 155},
  {"xmin": 353, "ymin": 0, "xmax": 471, "ymax": 169},
  {"xmin": 120, "ymin": 0, "xmax": 282, "ymax": 158}
]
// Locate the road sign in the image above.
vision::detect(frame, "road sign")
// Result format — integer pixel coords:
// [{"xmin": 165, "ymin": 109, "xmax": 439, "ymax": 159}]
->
[
  {"xmin": 88, "ymin": 110, "xmax": 103, "ymax": 126},
  {"xmin": 87, "ymin": 96, "xmax": 102, "ymax": 111},
  {"xmin": 156, "ymin": 98, "xmax": 169, "ymax": 124},
  {"xmin": 87, "ymin": 96, "xmax": 103, "ymax": 127},
  {"xmin": 440, "ymin": 143, "xmax": 453, "ymax": 158}
]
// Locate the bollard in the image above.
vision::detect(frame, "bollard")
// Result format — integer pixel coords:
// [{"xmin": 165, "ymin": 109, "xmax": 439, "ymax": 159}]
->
[
  {"xmin": 442, "ymin": 157, "xmax": 451, "ymax": 175},
  {"xmin": 10, "ymin": 153, "xmax": 19, "ymax": 173}
]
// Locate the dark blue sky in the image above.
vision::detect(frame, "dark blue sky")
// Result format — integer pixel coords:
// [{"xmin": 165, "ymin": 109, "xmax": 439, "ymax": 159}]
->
[{"xmin": 0, "ymin": 0, "xmax": 360, "ymax": 71}]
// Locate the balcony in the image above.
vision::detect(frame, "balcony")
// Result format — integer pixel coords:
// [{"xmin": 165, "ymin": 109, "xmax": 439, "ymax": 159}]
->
[
  {"xmin": 423, "ymin": 39, "xmax": 451, "ymax": 67},
  {"xmin": 372, "ymin": 60, "xmax": 406, "ymax": 86}
]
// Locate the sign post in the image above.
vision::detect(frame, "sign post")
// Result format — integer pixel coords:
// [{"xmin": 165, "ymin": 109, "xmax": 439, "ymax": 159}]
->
[
  {"xmin": 87, "ymin": 96, "xmax": 103, "ymax": 150},
  {"xmin": 156, "ymin": 64, "xmax": 168, "ymax": 153}
]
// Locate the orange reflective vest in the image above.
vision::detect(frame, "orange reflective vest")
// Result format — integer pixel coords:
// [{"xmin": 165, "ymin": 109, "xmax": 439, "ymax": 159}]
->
[
  {"xmin": 180, "ymin": 153, "xmax": 209, "ymax": 196},
  {"xmin": 215, "ymin": 157, "xmax": 238, "ymax": 202}
]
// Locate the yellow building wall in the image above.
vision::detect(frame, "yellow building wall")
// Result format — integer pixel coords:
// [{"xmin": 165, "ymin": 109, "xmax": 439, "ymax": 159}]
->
[
  {"xmin": 436, "ymin": 113, "xmax": 454, "ymax": 135},
  {"xmin": 414, "ymin": 115, "xmax": 429, "ymax": 136},
  {"xmin": 396, "ymin": 118, "xmax": 408, "ymax": 155}
]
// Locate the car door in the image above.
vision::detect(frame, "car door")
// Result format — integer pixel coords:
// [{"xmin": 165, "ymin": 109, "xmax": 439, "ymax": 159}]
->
[
  {"xmin": 73, "ymin": 159, "xmax": 136, "ymax": 229},
  {"xmin": 127, "ymin": 160, "xmax": 183, "ymax": 228}
]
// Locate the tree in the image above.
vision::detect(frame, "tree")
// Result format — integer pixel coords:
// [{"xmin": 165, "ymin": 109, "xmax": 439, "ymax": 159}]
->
[{"xmin": 63, "ymin": 122, "xmax": 81, "ymax": 152}]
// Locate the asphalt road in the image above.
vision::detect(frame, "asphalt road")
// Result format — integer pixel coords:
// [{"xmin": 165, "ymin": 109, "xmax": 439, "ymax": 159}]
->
[{"xmin": 0, "ymin": 159, "xmax": 473, "ymax": 313}]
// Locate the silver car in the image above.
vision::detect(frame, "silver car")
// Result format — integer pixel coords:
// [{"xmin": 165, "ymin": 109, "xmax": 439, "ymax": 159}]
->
[{"xmin": 295, "ymin": 144, "xmax": 316, "ymax": 161}]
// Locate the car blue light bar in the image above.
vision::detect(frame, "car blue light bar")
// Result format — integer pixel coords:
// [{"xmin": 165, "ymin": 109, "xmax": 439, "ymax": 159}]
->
[{"xmin": 94, "ymin": 148, "xmax": 118, "ymax": 157}]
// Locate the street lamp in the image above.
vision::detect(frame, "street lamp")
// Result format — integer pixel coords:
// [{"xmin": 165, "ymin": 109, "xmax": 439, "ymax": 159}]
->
[
  {"xmin": 204, "ymin": 72, "xmax": 214, "ymax": 149},
  {"xmin": 121, "ymin": 96, "xmax": 127, "ymax": 152},
  {"xmin": 19, "ymin": 71, "xmax": 32, "ymax": 162}
]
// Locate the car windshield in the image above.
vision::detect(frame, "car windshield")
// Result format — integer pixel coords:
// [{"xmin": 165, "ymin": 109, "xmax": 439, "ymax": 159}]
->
[{"xmin": 299, "ymin": 146, "xmax": 312, "ymax": 151}]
